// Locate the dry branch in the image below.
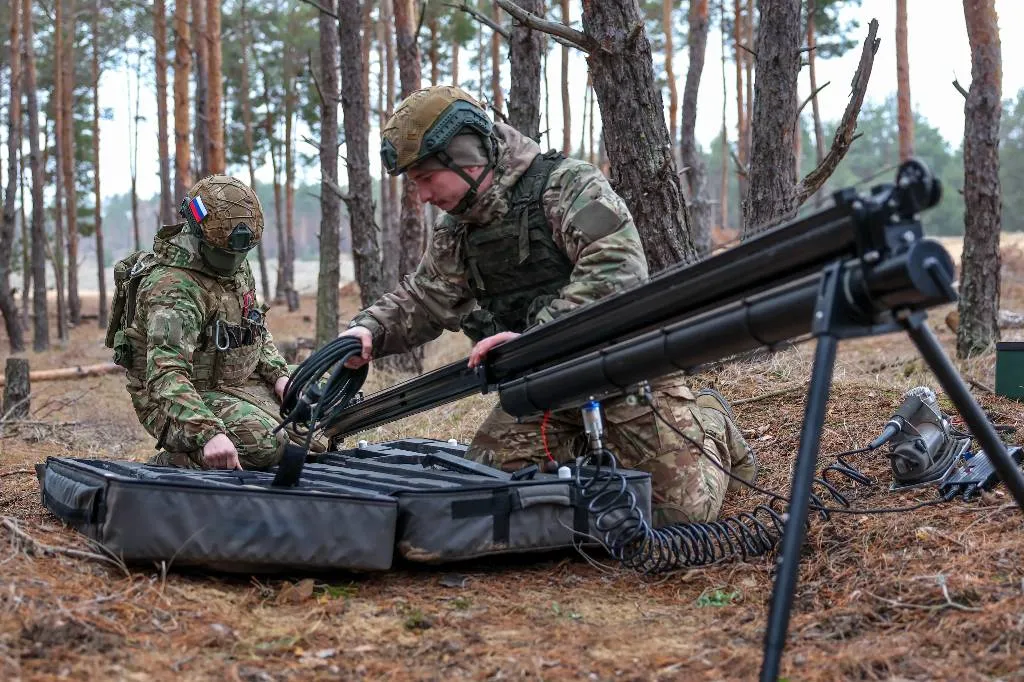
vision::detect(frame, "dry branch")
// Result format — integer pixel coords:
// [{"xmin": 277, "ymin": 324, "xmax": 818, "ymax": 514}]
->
[
  {"xmin": 297, "ymin": 0, "xmax": 338, "ymax": 20},
  {"xmin": 794, "ymin": 19, "xmax": 880, "ymax": 207},
  {"xmin": 1, "ymin": 517, "xmax": 129, "ymax": 576},
  {"xmin": 798, "ymin": 80, "xmax": 831, "ymax": 116},
  {"xmin": 0, "ymin": 362, "xmax": 121, "ymax": 387},
  {"xmin": 445, "ymin": 1, "xmax": 510, "ymax": 40},
  {"xmin": 493, "ymin": 0, "xmax": 592, "ymax": 53}
]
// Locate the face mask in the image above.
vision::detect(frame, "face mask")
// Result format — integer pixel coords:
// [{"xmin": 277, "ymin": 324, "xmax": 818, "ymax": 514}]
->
[{"xmin": 200, "ymin": 242, "xmax": 248, "ymax": 276}]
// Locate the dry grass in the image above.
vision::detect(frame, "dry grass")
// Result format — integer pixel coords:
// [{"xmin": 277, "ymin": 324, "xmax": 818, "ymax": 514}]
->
[{"xmin": 1, "ymin": 250, "xmax": 1023, "ymax": 681}]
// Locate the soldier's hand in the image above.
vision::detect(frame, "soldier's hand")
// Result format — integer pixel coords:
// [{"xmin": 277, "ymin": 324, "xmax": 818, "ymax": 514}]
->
[
  {"xmin": 274, "ymin": 375, "xmax": 289, "ymax": 402},
  {"xmin": 203, "ymin": 433, "xmax": 242, "ymax": 470},
  {"xmin": 468, "ymin": 331, "xmax": 521, "ymax": 369},
  {"xmin": 338, "ymin": 326, "xmax": 373, "ymax": 369}
]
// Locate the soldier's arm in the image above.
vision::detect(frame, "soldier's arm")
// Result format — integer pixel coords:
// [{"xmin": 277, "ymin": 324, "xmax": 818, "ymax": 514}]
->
[
  {"xmin": 531, "ymin": 159, "xmax": 649, "ymax": 325},
  {"xmin": 350, "ymin": 217, "xmax": 476, "ymax": 357},
  {"xmin": 255, "ymin": 328, "xmax": 290, "ymax": 386},
  {"xmin": 141, "ymin": 271, "xmax": 227, "ymax": 451}
]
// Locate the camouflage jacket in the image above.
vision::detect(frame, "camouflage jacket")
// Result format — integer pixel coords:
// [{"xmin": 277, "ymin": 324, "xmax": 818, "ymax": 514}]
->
[
  {"xmin": 126, "ymin": 224, "xmax": 290, "ymax": 451},
  {"xmin": 352, "ymin": 123, "xmax": 649, "ymax": 356}
]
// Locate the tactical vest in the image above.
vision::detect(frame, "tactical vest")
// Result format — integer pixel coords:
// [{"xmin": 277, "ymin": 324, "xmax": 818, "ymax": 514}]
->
[
  {"xmin": 107, "ymin": 248, "xmax": 267, "ymax": 392},
  {"xmin": 459, "ymin": 150, "xmax": 574, "ymax": 343}
]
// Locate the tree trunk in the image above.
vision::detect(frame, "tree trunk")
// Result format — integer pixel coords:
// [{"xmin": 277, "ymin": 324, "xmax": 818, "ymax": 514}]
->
[
  {"xmin": 718, "ymin": 0, "xmax": 729, "ymax": 234},
  {"xmin": 741, "ymin": 0, "xmax": 801, "ymax": 236},
  {"xmin": 4, "ymin": 358, "xmax": 30, "ymax": 419},
  {"xmin": 490, "ymin": 1, "xmax": 503, "ymax": 114},
  {"xmin": 206, "ymin": 0, "xmax": 224, "ymax": 173},
  {"xmin": 560, "ymin": 0, "xmax": 570, "ymax": 155},
  {"xmin": 316, "ymin": 0, "xmax": 341, "ymax": 347},
  {"xmin": 338, "ymin": 0, "xmax": 384, "ymax": 307},
  {"xmin": 1, "ymin": 0, "xmax": 25, "ymax": 352},
  {"xmin": 361, "ymin": 0, "xmax": 373, "ymax": 98},
  {"xmin": 62, "ymin": 0, "xmax": 80, "ymax": 326},
  {"xmin": 378, "ymin": 0, "xmax": 399, "ymax": 290},
  {"xmin": 743, "ymin": 0, "xmax": 754, "ymax": 163},
  {"xmin": 452, "ymin": 37, "xmax": 460, "ymax": 84},
  {"xmin": 507, "ymin": 0, "xmax": 545, "ymax": 141},
  {"xmin": 239, "ymin": 0, "xmax": 270, "ymax": 302},
  {"xmin": 957, "ymin": 0, "xmax": 1002, "ymax": 358},
  {"xmin": 806, "ymin": 0, "xmax": 825, "ymax": 207},
  {"xmin": 192, "ymin": 0, "xmax": 209, "ymax": 178},
  {"xmin": 19, "ymin": 139, "xmax": 31, "ymax": 330},
  {"xmin": 173, "ymin": 0, "xmax": 191, "ymax": 201},
  {"xmin": 680, "ymin": 0, "xmax": 711, "ymax": 256},
  {"xmin": 581, "ymin": 0, "xmax": 697, "ymax": 272},
  {"xmin": 53, "ymin": 0, "xmax": 68, "ymax": 342},
  {"xmin": 733, "ymin": 0, "xmax": 747, "ymax": 205},
  {"xmin": 130, "ymin": 56, "xmax": 142, "ymax": 255},
  {"xmin": 155, "ymin": 0, "xmax": 174, "ymax": 223},
  {"xmin": 428, "ymin": 18, "xmax": 439, "ymax": 85},
  {"xmin": 283, "ymin": 9, "xmax": 298, "ymax": 311},
  {"xmin": 23, "ymin": 0, "xmax": 48, "ymax": 350},
  {"xmin": 92, "ymin": 0, "xmax": 107, "ymax": 329},
  {"xmin": 663, "ymin": 0, "xmax": 677, "ymax": 148},
  {"xmin": 262, "ymin": 71, "xmax": 286, "ymax": 305},
  {"xmin": 896, "ymin": 0, "xmax": 914, "ymax": 160},
  {"xmin": 389, "ymin": 0, "xmax": 426, "ymax": 373}
]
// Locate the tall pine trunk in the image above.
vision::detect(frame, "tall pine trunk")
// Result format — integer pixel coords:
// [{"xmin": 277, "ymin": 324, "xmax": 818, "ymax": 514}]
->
[
  {"xmin": 560, "ymin": 0, "xmax": 570, "ymax": 155},
  {"xmin": 2, "ymin": 0, "xmax": 25, "ymax": 352},
  {"xmin": 240, "ymin": 0, "xmax": 270, "ymax": 302},
  {"xmin": 23, "ymin": 0, "xmax": 48, "ymax": 350},
  {"xmin": 663, "ymin": 0, "xmax": 678, "ymax": 147},
  {"xmin": 378, "ymin": 0, "xmax": 399, "ymax": 290},
  {"xmin": 896, "ymin": 0, "xmax": 914, "ymax": 160},
  {"xmin": 206, "ymin": 0, "xmax": 224, "ymax": 173},
  {"xmin": 490, "ymin": 2, "xmax": 503, "ymax": 113},
  {"xmin": 733, "ymin": 0, "xmax": 747, "ymax": 205},
  {"xmin": 173, "ymin": 0, "xmax": 191, "ymax": 202},
  {"xmin": 262, "ymin": 67, "xmax": 286, "ymax": 305},
  {"xmin": 581, "ymin": 0, "xmax": 697, "ymax": 271},
  {"xmin": 53, "ymin": 0, "xmax": 68, "ymax": 342},
  {"xmin": 62, "ymin": 0, "xmax": 80, "ymax": 326},
  {"xmin": 20, "ymin": 141, "xmax": 31, "ymax": 330},
  {"xmin": 129, "ymin": 58, "xmax": 142, "ymax": 262},
  {"xmin": 680, "ymin": 0, "xmax": 710, "ymax": 256},
  {"xmin": 806, "ymin": 0, "xmax": 826, "ymax": 207},
  {"xmin": 957, "ymin": 0, "xmax": 1002, "ymax": 357},
  {"xmin": 316, "ymin": 0, "xmax": 341, "ymax": 346},
  {"xmin": 338, "ymin": 0, "xmax": 384, "ymax": 307},
  {"xmin": 155, "ymin": 0, "xmax": 174, "ymax": 223},
  {"xmin": 718, "ymin": 0, "xmax": 729, "ymax": 233},
  {"xmin": 283, "ymin": 10, "xmax": 298, "ymax": 311},
  {"xmin": 192, "ymin": 0, "xmax": 209, "ymax": 178},
  {"xmin": 92, "ymin": 0, "xmax": 107, "ymax": 328},
  {"xmin": 507, "ymin": 0, "xmax": 545, "ymax": 140}
]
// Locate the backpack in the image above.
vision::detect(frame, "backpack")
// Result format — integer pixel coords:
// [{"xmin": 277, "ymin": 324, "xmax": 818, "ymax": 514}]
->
[{"xmin": 104, "ymin": 251, "xmax": 160, "ymax": 352}]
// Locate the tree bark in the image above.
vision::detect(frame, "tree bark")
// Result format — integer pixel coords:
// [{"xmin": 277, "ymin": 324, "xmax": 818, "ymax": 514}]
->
[
  {"xmin": 3, "ymin": 358, "xmax": 30, "ymax": 419},
  {"xmin": 316, "ymin": 0, "xmax": 341, "ymax": 347},
  {"xmin": 742, "ymin": 0, "xmax": 800, "ymax": 236},
  {"xmin": 378, "ymin": 0, "xmax": 399, "ymax": 290},
  {"xmin": 239, "ymin": 0, "xmax": 270, "ymax": 303},
  {"xmin": 581, "ymin": 0, "xmax": 697, "ymax": 272},
  {"xmin": 53, "ymin": 0, "xmax": 68, "ymax": 341},
  {"xmin": 490, "ymin": 2, "xmax": 504, "ymax": 114},
  {"xmin": 191, "ymin": 0, "xmax": 209, "ymax": 178},
  {"xmin": 733, "ymin": 0, "xmax": 747, "ymax": 205},
  {"xmin": 283, "ymin": 7, "xmax": 298, "ymax": 310},
  {"xmin": 560, "ymin": 0, "xmax": 570, "ymax": 155},
  {"xmin": 155, "ymin": 0, "xmax": 174, "ymax": 223},
  {"xmin": 507, "ymin": 0, "xmax": 545, "ymax": 141},
  {"xmin": 92, "ymin": 0, "xmax": 107, "ymax": 329},
  {"xmin": 806, "ymin": 0, "xmax": 825, "ymax": 208},
  {"xmin": 1, "ymin": 0, "xmax": 25, "ymax": 352},
  {"xmin": 428, "ymin": 17, "xmax": 440, "ymax": 85},
  {"xmin": 680, "ymin": 0, "xmax": 711, "ymax": 256},
  {"xmin": 23, "ymin": 0, "xmax": 49, "ymax": 350},
  {"xmin": 663, "ymin": 0, "xmax": 677, "ymax": 148},
  {"xmin": 338, "ymin": 0, "xmax": 384, "ymax": 307},
  {"xmin": 718, "ymin": 0, "xmax": 729, "ymax": 235},
  {"xmin": 129, "ymin": 56, "xmax": 142, "ymax": 256},
  {"xmin": 896, "ymin": 0, "xmax": 914, "ymax": 161},
  {"xmin": 62, "ymin": 0, "xmax": 80, "ymax": 326},
  {"xmin": 19, "ymin": 132, "xmax": 31, "ymax": 331},
  {"xmin": 206, "ymin": 0, "xmax": 224, "ymax": 173},
  {"xmin": 173, "ymin": 0, "xmax": 191, "ymax": 202},
  {"xmin": 957, "ymin": 0, "xmax": 1002, "ymax": 358}
]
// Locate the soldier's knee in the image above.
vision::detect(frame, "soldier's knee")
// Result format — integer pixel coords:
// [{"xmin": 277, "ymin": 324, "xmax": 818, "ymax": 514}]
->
[{"xmin": 233, "ymin": 422, "xmax": 288, "ymax": 470}]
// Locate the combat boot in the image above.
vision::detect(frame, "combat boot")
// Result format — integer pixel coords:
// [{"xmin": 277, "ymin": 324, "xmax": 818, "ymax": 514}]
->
[{"xmin": 695, "ymin": 388, "xmax": 758, "ymax": 493}]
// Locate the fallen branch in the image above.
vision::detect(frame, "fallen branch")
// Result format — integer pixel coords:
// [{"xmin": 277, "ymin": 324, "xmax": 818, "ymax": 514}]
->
[
  {"xmin": 1, "ymin": 517, "xmax": 129, "ymax": 576},
  {"xmin": 733, "ymin": 383, "xmax": 806, "ymax": 406},
  {"xmin": 966, "ymin": 377, "xmax": 995, "ymax": 394},
  {"xmin": 493, "ymin": 0, "xmax": 592, "ymax": 53},
  {"xmin": 0, "ymin": 362, "xmax": 122, "ymax": 387},
  {"xmin": 794, "ymin": 19, "xmax": 880, "ymax": 207},
  {"xmin": 0, "ymin": 469, "xmax": 34, "ymax": 478}
]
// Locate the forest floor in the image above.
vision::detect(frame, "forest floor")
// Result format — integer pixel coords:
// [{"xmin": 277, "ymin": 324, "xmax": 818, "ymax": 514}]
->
[{"xmin": 1, "ymin": 239, "xmax": 1024, "ymax": 681}]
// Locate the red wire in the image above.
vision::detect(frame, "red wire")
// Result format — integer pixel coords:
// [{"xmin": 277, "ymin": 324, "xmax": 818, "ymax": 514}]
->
[{"xmin": 541, "ymin": 409, "xmax": 556, "ymax": 462}]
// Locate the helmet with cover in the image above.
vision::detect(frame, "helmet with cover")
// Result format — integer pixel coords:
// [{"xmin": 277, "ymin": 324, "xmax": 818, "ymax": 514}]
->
[{"xmin": 179, "ymin": 175, "xmax": 264, "ymax": 276}]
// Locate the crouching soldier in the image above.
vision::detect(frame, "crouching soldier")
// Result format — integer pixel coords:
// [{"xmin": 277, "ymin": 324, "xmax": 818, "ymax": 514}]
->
[{"xmin": 107, "ymin": 175, "xmax": 304, "ymax": 470}]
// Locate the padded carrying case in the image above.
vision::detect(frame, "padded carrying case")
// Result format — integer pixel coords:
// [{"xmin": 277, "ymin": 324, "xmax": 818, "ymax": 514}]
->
[{"xmin": 36, "ymin": 438, "xmax": 652, "ymax": 573}]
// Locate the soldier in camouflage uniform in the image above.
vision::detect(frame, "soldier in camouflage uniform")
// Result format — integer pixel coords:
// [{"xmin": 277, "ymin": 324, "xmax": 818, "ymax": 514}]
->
[
  {"xmin": 109, "ymin": 175, "xmax": 300, "ymax": 471},
  {"xmin": 340, "ymin": 86, "xmax": 756, "ymax": 524}
]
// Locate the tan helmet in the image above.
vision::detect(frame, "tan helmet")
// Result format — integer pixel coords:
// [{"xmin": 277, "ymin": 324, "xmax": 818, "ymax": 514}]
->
[
  {"xmin": 380, "ymin": 85, "xmax": 493, "ymax": 176},
  {"xmin": 179, "ymin": 175, "xmax": 263, "ymax": 276}
]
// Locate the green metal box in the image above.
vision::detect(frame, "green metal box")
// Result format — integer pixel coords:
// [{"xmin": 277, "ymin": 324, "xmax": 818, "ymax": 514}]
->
[{"xmin": 995, "ymin": 342, "xmax": 1024, "ymax": 400}]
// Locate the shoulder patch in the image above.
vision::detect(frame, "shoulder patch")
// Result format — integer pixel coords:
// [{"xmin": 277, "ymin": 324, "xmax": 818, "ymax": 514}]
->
[{"xmin": 569, "ymin": 199, "xmax": 623, "ymax": 241}]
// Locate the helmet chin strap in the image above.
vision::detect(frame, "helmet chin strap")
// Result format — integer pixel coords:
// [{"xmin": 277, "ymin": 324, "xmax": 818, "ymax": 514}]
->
[{"xmin": 435, "ymin": 135, "xmax": 497, "ymax": 215}]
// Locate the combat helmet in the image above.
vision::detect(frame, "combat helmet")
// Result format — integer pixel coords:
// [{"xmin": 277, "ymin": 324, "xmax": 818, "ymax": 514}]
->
[
  {"xmin": 381, "ymin": 85, "xmax": 496, "ymax": 213},
  {"xmin": 179, "ymin": 175, "xmax": 264, "ymax": 276}
]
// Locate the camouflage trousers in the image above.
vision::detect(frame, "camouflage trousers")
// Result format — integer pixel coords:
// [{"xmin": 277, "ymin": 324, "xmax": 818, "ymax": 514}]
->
[
  {"xmin": 139, "ymin": 382, "xmax": 292, "ymax": 470},
  {"xmin": 467, "ymin": 374, "xmax": 754, "ymax": 525}
]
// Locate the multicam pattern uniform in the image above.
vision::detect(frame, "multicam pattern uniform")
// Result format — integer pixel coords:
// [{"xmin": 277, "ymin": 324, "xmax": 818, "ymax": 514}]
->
[
  {"xmin": 352, "ymin": 123, "xmax": 754, "ymax": 523},
  {"xmin": 119, "ymin": 223, "xmax": 292, "ymax": 469}
]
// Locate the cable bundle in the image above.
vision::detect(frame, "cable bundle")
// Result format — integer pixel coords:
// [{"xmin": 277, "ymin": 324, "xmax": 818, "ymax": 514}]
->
[{"xmin": 277, "ymin": 336, "xmax": 368, "ymax": 439}]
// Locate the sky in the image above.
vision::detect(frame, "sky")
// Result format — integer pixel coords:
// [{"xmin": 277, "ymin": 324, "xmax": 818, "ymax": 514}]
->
[{"xmin": 97, "ymin": 0, "xmax": 1024, "ymax": 202}]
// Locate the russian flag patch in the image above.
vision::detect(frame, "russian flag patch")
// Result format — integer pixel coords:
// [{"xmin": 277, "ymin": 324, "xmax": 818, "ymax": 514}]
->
[{"xmin": 189, "ymin": 195, "xmax": 209, "ymax": 223}]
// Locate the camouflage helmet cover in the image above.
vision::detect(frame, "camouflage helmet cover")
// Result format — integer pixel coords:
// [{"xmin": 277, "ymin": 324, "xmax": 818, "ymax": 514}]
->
[
  {"xmin": 180, "ymin": 175, "xmax": 264, "ymax": 251},
  {"xmin": 381, "ymin": 85, "xmax": 493, "ymax": 176}
]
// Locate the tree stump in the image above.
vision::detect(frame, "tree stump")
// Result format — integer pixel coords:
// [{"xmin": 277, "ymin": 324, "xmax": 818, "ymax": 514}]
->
[{"xmin": 3, "ymin": 358, "xmax": 30, "ymax": 419}]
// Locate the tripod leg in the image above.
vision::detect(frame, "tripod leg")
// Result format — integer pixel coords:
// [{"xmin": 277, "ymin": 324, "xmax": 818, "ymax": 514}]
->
[
  {"xmin": 903, "ymin": 313, "xmax": 1024, "ymax": 511},
  {"xmin": 760, "ymin": 333, "xmax": 838, "ymax": 682}
]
